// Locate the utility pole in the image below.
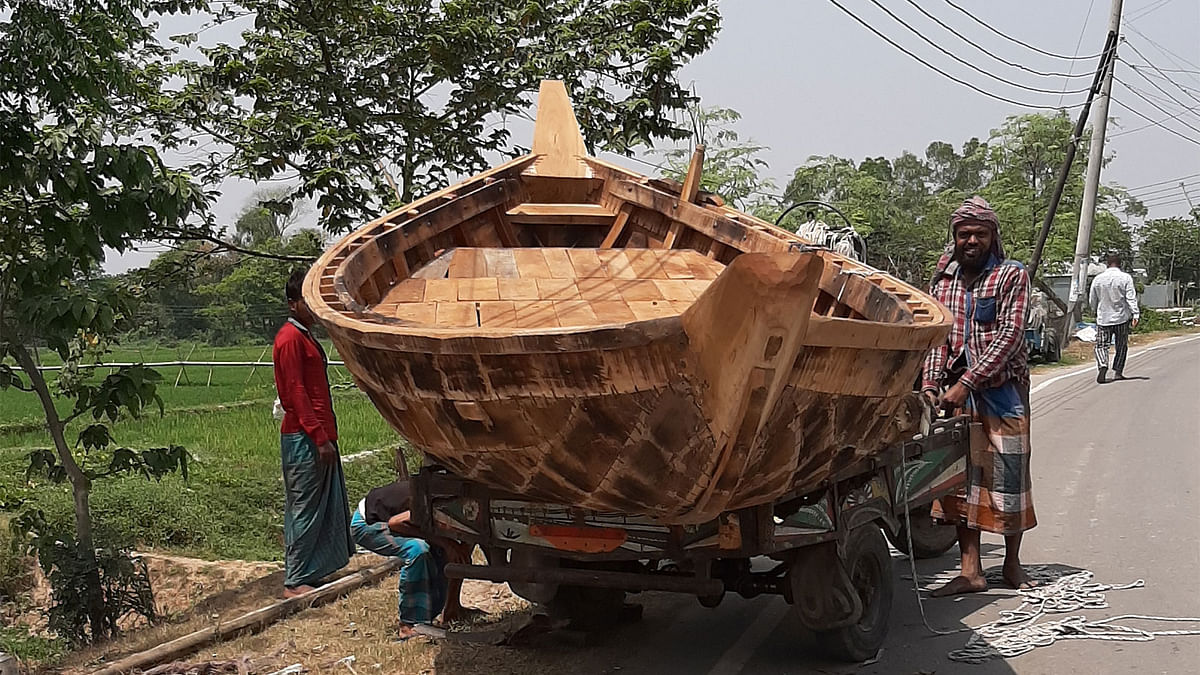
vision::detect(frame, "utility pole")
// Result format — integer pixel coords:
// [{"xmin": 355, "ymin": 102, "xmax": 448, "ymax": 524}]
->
[{"xmin": 1067, "ymin": 0, "xmax": 1124, "ymax": 318}]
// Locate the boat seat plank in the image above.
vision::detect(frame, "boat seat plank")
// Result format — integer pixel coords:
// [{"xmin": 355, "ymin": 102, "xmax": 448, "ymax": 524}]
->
[{"xmin": 507, "ymin": 203, "xmax": 616, "ymax": 225}]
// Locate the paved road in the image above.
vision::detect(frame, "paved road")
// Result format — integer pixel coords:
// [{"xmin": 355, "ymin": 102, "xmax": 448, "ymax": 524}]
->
[{"xmin": 521, "ymin": 334, "xmax": 1200, "ymax": 675}]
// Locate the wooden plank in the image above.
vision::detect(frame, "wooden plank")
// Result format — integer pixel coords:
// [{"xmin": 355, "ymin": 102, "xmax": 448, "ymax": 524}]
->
[
  {"xmin": 391, "ymin": 251, "xmax": 411, "ymax": 281},
  {"xmin": 490, "ymin": 208, "xmax": 519, "ymax": 247},
  {"xmin": 507, "ymin": 203, "xmax": 615, "ymax": 226},
  {"xmin": 660, "ymin": 254, "xmax": 695, "ymax": 279},
  {"xmin": 423, "ymin": 278, "xmax": 459, "ymax": 302},
  {"xmin": 482, "ymin": 249, "xmax": 520, "ymax": 278},
  {"xmin": 497, "ymin": 278, "xmax": 541, "ymax": 301},
  {"xmin": 680, "ymin": 146, "xmax": 705, "ymax": 204},
  {"xmin": 600, "ymin": 204, "xmax": 633, "ymax": 247},
  {"xmin": 603, "ymin": 250, "xmax": 638, "ymax": 279},
  {"xmin": 653, "ymin": 279, "xmax": 698, "ymax": 302},
  {"xmin": 577, "ymin": 277, "xmax": 623, "ymax": 301},
  {"xmin": 541, "ymin": 248, "xmax": 576, "ymax": 278},
  {"xmin": 618, "ymin": 280, "xmax": 664, "ymax": 302},
  {"xmin": 515, "ymin": 301, "xmax": 561, "ymax": 328},
  {"xmin": 627, "ymin": 300, "xmax": 678, "ymax": 321},
  {"xmin": 381, "ymin": 278, "xmax": 426, "ymax": 304},
  {"xmin": 446, "ymin": 248, "xmax": 479, "ymax": 279},
  {"xmin": 663, "ymin": 221, "xmax": 684, "ymax": 249},
  {"xmin": 589, "ymin": 300, "xmax": 638, "ymax": 324},
  {"xmin": 624, "ymin": 248, "xmax": 663, "ymax": 278},
  {"xmin": 391, "ymin": 303, "xmax": 437, "ymax": 324},
  {"xmin": 412, "ymin": 249, "xmax": 455, "ymax": 280},
  {"xmin": 535, "ymin": 278, "xmax": 581, "ymax": 300},
  {"xmin": 554, "ymin": 300, "xmax": 599, "ymax": 327},
  {"xmin": 686, "ymin": 279, "xmax": 713, "ymax": 298},
  {"xmin": 435, "ymin": 302, "xmax": 478, "ymax": 328},
  {"xmin": 513, "ymin": 249, "xmax": 553, "ymax": 279},
  {"xmin": 566, "ymin": 248, "xmax": 605, "ymax": 278},
  {"xmin": 614, "ymin": 181, "xmax": 755, "ymax": 253},
  {"xmin": 477, "ymin": 301, "xmax": 518, "ymax": 328},
  {"xmin": 687, "ymin": 256, "xmax": 722, "ymax": 279},
  {"xmin": 457, "ymin": 277, "xmax": 500, "ymax": 301},
  {"xmin": 530, "ymin": 80, "xmax": 589, "ymax": 177}
]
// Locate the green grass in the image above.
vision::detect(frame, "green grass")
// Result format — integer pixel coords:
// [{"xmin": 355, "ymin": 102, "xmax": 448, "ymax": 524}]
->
[
  {"xmin": 1, "ymin": 339, "xmax": 406, "ymax": 562},
  {"xmin": 0, "ymin": 626, "xmax": 64, "ymax": 663}
]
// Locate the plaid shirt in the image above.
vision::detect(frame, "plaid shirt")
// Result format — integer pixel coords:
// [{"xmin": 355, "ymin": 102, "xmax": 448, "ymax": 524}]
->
[{"xmin": 922, "ymin": 256, "xmax": 1030, "ymax": 392}]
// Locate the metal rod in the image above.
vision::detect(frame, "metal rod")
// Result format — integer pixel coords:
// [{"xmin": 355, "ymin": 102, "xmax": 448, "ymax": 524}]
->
[{"xmin": 444, "ymin": 563, "xmax": 725, "ymax": 596}]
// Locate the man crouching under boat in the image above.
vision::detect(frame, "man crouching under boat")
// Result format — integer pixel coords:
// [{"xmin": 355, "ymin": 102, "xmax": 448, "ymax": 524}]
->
[
  {"xmin": 920, "ymin": 196, "xmax": 1037, "ymax": 595},
  {"xmin": 352, "ymin": 479, "xmax": 476, "ymax": 640}
]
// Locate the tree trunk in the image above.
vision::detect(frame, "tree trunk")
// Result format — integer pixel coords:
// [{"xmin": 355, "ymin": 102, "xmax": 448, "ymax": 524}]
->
[{"xmin": 12, "ymin": 343, "xmax": 107, "ymax": 639}]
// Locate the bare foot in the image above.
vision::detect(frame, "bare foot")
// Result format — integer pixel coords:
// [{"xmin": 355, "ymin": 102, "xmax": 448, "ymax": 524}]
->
[
  {"xmin": 282, "ymin": 584, "xmax": 315, "ymax": 598},
  {"xmin": 930, "ymin": 574, "xmax": 988, "ymax": 597},
  {"xmin": 397, "ymin": 623, "xmax": 419, "ymax": 642},
  {"xmin": 1003, "ymin": 565, "xmax": 1038, "ymax": 590}
]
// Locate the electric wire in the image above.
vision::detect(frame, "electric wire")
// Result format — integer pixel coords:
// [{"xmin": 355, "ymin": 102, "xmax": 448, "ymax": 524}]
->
[
  {"xmin": 1058, "ymin": 0, "xmax": 1100, "ymax": 107},
  {"xmin": 898, "ymin": 0, "xmax": 1094, "ymax": 79},
  {"xmin": 1122, "ymin": 40, "xmax": 1200, "ymax": 105},
  {"xmin": 1125, "ymin": 172, "xmax": 1200, "ymax": 191},
  {"xmin": 863, "ymin": 0, "xmax": 1093, "ymax": 95},
  {"xmin": 1113, "ymin": 76, "xmax": 1200, "ymax": 137},
  {"xmin": 940, "ymin": 0, "xmax": 1106, "ymax": 61},
  {"xmin": 1109, "ymin": 98, "xmax": 1200, "ymax": 146},
  {"xmin": 826, "ymin": 0, "xmax": 1091, "ymax": 110},
  {"xmin": 1127, "ymin": 0, "xmax": 1176, "ymax": 23}
]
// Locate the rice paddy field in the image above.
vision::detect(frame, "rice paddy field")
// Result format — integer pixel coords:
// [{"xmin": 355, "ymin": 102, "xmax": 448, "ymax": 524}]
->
[{"xmin": 0, "ymin": 341, "xmax": 406, "ymax": 562}]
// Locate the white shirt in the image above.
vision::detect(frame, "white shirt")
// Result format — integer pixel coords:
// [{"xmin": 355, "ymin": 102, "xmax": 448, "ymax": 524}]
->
[{"xmin": 1089, "ymin": 267, "xmax": 1139, "ymax": 326}]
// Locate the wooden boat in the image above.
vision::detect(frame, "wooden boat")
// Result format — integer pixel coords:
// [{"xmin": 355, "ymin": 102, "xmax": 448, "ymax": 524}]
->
[{"xmin": 306, "ymin": 81, "xmax": 953, "ymax": 524}]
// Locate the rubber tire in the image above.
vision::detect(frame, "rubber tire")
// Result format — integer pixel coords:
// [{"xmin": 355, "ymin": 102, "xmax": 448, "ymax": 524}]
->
[
  {"xmin": 816, "ymin": 525, "xmax": 893, "ymax": 662},
  {"xmin": 1045, "ymin": 331, "xmax": 1061, "ymax": 363},
  {"xmin": 887, "ymin": 503, "xmax": 958, "ymax": 559}
]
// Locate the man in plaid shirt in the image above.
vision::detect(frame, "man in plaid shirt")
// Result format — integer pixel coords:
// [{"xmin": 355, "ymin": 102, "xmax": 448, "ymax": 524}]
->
[{"xmin": 922, "ymin": 196, "xmax": 1037, "ymax": 596}]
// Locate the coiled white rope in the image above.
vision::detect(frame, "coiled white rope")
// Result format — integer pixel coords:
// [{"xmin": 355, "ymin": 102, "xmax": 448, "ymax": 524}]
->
[{"xmin": 897, "ymin": 450, "xmax": 1200, "ymax": 664}]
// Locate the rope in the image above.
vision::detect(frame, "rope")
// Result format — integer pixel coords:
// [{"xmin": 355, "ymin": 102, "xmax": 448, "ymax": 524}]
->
[{"xmin": 897, "ymin": 448, "xmax": 1200, "ymax": 664}]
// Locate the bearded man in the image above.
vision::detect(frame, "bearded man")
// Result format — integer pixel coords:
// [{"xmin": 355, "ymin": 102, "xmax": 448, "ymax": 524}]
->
[{"xmin": 921, "ymin": 196, "xmax": 1037, "ymax": 596}]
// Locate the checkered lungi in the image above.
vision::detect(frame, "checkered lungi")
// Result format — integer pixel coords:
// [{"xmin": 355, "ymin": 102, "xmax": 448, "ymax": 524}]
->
[{"xmin": 931, "ymin": 379, "xmax": 1037, "ymax": 536}]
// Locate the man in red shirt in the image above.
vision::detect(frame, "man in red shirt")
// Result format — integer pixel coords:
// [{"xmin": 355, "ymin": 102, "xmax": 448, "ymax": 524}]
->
[{"xmin": 274, "ymin": 269, "xmax": 354, "ymax": 598}]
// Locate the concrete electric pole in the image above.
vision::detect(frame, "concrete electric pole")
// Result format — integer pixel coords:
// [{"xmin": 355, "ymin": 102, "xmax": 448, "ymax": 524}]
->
[{"xmin": 1068, "ymin": 0, "xmax": 1124, "ymax": 317}]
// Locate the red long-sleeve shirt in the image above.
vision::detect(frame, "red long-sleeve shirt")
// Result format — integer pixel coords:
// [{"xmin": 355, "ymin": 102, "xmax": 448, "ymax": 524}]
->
[{"xmin": 273, "ymin": 319, "xmax": 337, "ymax": 446}]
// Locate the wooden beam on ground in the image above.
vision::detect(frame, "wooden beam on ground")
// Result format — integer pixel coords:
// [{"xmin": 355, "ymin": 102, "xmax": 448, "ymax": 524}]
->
[{"xmin": 89, "ymin": 559, "xmax": 404, "ymax": 675}]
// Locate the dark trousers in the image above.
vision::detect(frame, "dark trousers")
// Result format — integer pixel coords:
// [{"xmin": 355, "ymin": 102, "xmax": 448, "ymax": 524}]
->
[{"xmin": 1095, "ymin": 320, "xmax": 1131, "ymax": 374}]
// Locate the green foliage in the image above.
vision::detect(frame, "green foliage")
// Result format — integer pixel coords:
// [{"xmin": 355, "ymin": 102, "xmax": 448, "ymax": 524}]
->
[
  {"xmin": 1134, "ymin": 307, "xmax": 1172, "ymax": 334},
  {"xmin": 778, "ymin": 112, "xmax": 1136, "ymax": 284},
  {"xmin": 0, "ymin": 626, "xmax": 64, "ymax": 664},
  {"xmin": 170, "ymin": 0, "xmax": 721, "ymax": 232},
  {"xmin": 659, "ymin": 106, "xmax": 777, "ymax": 211},
  {"xmin": 0, "ymin": 519, "xmax": 35, "ymax": 602},
  {"xmin": 13, "ymin": 512, "xmax": 155, "ymax": 645},
  {"xmin": 1140, "ymin": 217, "xmax": 1200, "ymax": 288}
]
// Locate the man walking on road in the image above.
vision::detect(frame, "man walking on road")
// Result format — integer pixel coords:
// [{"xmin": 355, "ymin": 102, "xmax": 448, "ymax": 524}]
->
[
  {"xmin": 921, "ymin": 197, "xmax": 1037, "ymax": 596},
  {"xmin": 1089, "ymin": 252, "xmax": 1140, "ymax": 384},
  {"xmin": 274, "ymin": 269, "xmax": 355, "ymax": 598}
]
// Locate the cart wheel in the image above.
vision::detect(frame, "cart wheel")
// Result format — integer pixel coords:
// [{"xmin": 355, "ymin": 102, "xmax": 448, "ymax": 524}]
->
[
  {"xmin": 1045, "ymin": 331, "xmax": 1061, "ymax": 362},
  {"xmin": 816, "ymin": 525, "xmax": 893, "ymax": 662},
  {"xmin": 887, "ymin": 502, "xmax": 957, "ymax": 559}
]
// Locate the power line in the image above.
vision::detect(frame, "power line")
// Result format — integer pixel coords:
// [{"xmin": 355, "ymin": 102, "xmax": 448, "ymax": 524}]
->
[
  {"xmin": 898, "ymin": 0, "xmax": 1094, "ymax": 79},
  {"xmin": 1125, "ymin": 24, "xmax": 1200, "ymax": 77},
  {"xmin": 1109, "ymin": 97, "xmax": 1200, "ymax": 146},
  {"xmin": 1108, "ymin": 104, "xmax": 1200, "ymax": 139},
  {"xmin": 863, "ymin": 0, "xmax": 1092, "ymax": 95},
  {"xmin": 1128, "ymin": 179, "xmax": 1200, "ymax": 199},
  {"xmin": 1121, "ymin": 40, "xmax": 1200, "ymax": 105},
  {"xmin": 1127, "ymin": 0, "xmax": 1175, "ymax": 23},
  {"xmin": 1114, "ymin": 76, "xmax": 1200, "ymax": 136},
  {"xmin": 940, "ymin": 0, "xmax": 1106, "ymax": 61},
  {"xmin": 1059, "ymin": 0, "xmax": 1100, "ymax": 107},
  {"xmin": 826, "ymin": 0, "xmax": 1090, "ymax": 110},
  {"xmin": 1125, "ymin": 172, "xmax": 1200, "ymax": 191}
]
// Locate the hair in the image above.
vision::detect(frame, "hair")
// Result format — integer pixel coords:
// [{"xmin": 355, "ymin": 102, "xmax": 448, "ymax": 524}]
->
[
  {"xmin": 285, "ymin": 268, "xmax": 307, "ymax": 301},
  {"xmin": 1106, "ymin": 252, "xmax": 1122, "ymax": 266}
]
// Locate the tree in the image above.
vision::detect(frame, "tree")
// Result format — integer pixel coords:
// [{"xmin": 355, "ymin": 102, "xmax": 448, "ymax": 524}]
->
[
  {"xmin": 0, "ymin": 0, "xmax": 202, "ymax": 642},
  {"xmin": 233, "ymin": 186, "xmax": 313, "ymax": 248},
  {"xmin": 1141, "ymin": 217, "xmax": 1200, "ymax": 291},
  {"xmin": 658, "ymin": 105, "xmax": 777, "ymax": 212},
  {"xmin": 171, "ymin": 0, "xmax": 722, "ymax": 233}
]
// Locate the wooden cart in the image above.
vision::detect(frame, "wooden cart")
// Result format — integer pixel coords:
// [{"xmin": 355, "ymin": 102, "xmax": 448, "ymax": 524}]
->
[{"xmin": 410, "ymin": 415, "xmax": 969, "ymax": 662}]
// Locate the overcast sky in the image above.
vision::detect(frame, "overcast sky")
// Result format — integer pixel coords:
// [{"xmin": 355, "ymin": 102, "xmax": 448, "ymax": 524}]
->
[{"xmin": 104, "ymin": 0, "xmax": 1200, "ymax": 273}]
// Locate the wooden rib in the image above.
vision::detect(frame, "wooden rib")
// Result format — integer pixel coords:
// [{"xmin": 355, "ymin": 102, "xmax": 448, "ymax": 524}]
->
[
  {"xmin": 663, "ymin": 221, "xmax": 684, "ymax": 249},
  {"xmin": 530, "ymin": 80, "xmax": 588, "ymax": 177},
  {"xmin": 600, "ymin": 204, "xmax": 633, "ymax": 248},
  {"xmin": 680, "ymin": 145, "xmax": 705, "ymax": 204},
  {"xmin": 615, "ymin": 181, "xmax": 761, "ymax": 254},
  {"xmin": 489, "ymin": 208, "xmax": 519, "ymax": 247}
]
